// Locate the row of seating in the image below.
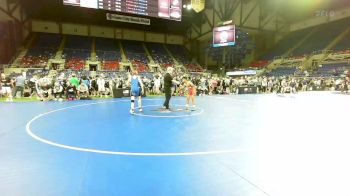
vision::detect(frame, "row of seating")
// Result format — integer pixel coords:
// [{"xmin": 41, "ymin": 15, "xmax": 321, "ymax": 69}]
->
[
  {"xmin": 123, "ymin": 41, "xmax": 148, "ymax": 65},
  {"xmin": 185, "ymin": 64, "xmax": 203, "ymax": 72},
  {"xmin": 132, "ymin": 60, "xmax": 149, "ymax": 73},
  {"xmin": 146, "ymin": 43, "xmax": 173, "ymax": 65},
  {"xmin": 160, "ymin": 63, "xmax": 173, "ymax": 69},
  {"xmin": 96, "ymin": 51, "xmax": 121, "ymax": 61},
  {"xmin": 65, "ymin": 59, "xmax": 85, "ymax": 70},
  {"xmin": 168, "ymin": 44, "xmax": 192, "ymax": 64},
  {"xmin": 252, "ymin": 18, "xmax": 350, "ymax": 77},
  {"xmin": 266, "ymin": 67, "xmax": 298, "ymax": 77},
  {"xmin": 102, "ymin": 61, "xmax": 120, "ymax": 71},
  {"xmin": 18, "ymin": 33, "xmax": 201, "ymax": 72},
  {"xmin": 260, "ymin": 18, "xmax": 350, "ymax": 61},
  {"xmin": 250, "ymin": 60, "xmax": 270, "ymax": 68},
  {"xmin": 95, "ymin": 37, "xmax": 122, "ymax": 62},
  {"xmin": 21, "ymin": 33, "xmax": 62, "ymax": 67},
  {"xmin": 311, "ymin": 62, "xmax": 350, "ymax": 77}
]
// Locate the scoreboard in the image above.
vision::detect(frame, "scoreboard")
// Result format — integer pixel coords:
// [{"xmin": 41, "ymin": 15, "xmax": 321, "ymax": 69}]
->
[
  {"xmin": 213, "ymin": 25, "xmax": 235, "ymax": 47},
  {"xmin": 63, "ymin": 0, "xmax": 182, "ymax": 21}
]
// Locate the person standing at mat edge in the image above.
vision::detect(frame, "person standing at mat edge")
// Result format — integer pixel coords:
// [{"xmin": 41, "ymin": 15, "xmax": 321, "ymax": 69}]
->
[
  {"xmin": 129, "ymin": 70, "xmax": 144, "ymax": 114},
  {"xmin": 163, "ymin": 67, "xmax": 179, "ymax": 110},
  {"xmin": 0, "ymin": 73, "xmax": 14, "ymax": 102}
]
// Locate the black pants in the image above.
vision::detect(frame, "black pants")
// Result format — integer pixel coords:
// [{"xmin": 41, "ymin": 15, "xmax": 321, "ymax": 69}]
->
[{"xmin": 163, "ymin": 90, "xmax": 171, "ymax": 109}]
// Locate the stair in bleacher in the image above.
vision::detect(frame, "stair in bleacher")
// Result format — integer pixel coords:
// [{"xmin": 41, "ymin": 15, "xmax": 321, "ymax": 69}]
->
[
  {"xmin": 55, "ymin": 35, "xmax": 66, "ymax": 59},
  {"xmin": 119, "ymin": 41, "xmax": 127, "ymax": 62},
  {"xmin": 260, "ymin": 27, "xmax": 317, "ymax": 61},
  {"xmin": 142, "ymin": 42, "xmax": 154, "ymax": 63},
  {"xmin": 13, "ymin": 34, "xmax": 34, "ymax": 66},
  {"xmin": 16, "ymin": 33, "xmax": 62, "ymax": 68},
  {"xmin": 146, "ymin": 43, "xmax": 174, "ymax": 71},
  {"xmin": 91, "ymin": 37, "xmax": 96, "ymax": 61},
  {"xmin": 163, "ymin": 44, "xmax": 179, "ymax": 65},
  {"xmin": 122, "ymin": 40, "xmax": 149, "ymax": 72},
  {"xmin": 331, "ymin": 27, "xmax": 350, "ymax": 52}
]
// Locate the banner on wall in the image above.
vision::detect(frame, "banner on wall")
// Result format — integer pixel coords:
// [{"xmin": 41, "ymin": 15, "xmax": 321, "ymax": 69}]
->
[
  {"xmin": 106, "ymin": 13, "xmax": 151, "ymax": 25},
  {"xmin": 226, "ymin": 70, "xmax": 257, "ymax": 76},
  {"xmin": 191, "ymin": 0, "xmax": 205, "ymax": 13}
]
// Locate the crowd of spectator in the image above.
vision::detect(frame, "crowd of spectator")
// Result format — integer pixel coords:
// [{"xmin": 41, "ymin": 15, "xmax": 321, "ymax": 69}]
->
[
  {"xmin": 167, "ymin": 75, "xmax": 350, "ymax": 96},
  {"xmin": 1, "ymin": 68, "xmax": 349, "ymax": 102}
]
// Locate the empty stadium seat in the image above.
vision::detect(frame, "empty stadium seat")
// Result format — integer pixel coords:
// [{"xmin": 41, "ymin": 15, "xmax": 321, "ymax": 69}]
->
[
  {"xmin": 65, "ymin": 58, "xmax": 85, "ymax": 70},
  {"xmin": 132, "ymin": 60, "xmax": 149, "ymax": 73},
  {"xmin": 63, "ymin": 35, "xmax": 92, "ymax": 69},
  {"xmin": 185, "ymin": 63, "xmax": 203, "ymax": 72},
  {"xmin": 102, "ymin": 61, "xmax": 120, "ymax": 71},
  {"xmin": 250, "ymin": 60, "xmax": 270, "ymax": 68},
  {"xmin": 166, "ymin": 44, "xmax": 191, "ymax": 64},
  {"xmin": 312, "ymin": 62, "xmax": 350, "ymax": 77},
  {"xmin": 123, "ymin": 41, "xmax": 148, "ymax": 63},
  {"xmin": 266, "ymin": 67, "xmax": 298, "ymax": 77},
  {"xmin": 21, "ymin": 33, "xmax": 61, "ymax": 67},
  {"xmin": 95, "ymin": 38, "xmax": 122, "ymax": 62},
  {"xmin": 146, "ymin": 43, "xmax": 174, "ymax": 65}
]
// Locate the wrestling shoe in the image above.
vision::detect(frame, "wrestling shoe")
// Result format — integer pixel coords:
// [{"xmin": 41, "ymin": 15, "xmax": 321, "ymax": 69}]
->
[{"xmin": 163, "ymin": 109, "xmax": 171, "ymax": 113}]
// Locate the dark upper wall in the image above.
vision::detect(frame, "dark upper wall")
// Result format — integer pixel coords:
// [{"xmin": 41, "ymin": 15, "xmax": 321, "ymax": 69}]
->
[{"xmin": 21, "ymin": 0, "xmax": 192, "ymax": 35}]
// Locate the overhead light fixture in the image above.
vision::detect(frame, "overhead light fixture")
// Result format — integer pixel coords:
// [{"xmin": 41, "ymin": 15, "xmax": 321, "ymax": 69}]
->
[
  {"xmin": 187, "ymin": 4, "xmax": 192, "ymax": 10},
  {"xmin": 183, "ymin": 4, "xmax": 187, "ymax": 8}
]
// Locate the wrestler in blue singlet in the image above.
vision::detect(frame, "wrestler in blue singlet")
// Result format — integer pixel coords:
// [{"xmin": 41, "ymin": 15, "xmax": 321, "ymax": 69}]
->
[{"xmin": 131, "ymin": 75, "xmax": 141, "ymax": 97}]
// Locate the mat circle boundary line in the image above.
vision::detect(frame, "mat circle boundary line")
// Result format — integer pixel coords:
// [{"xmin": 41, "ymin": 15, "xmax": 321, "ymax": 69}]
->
[{"xmin": 25, "ymin": 99, "xmax": 252, "ymax": 156}]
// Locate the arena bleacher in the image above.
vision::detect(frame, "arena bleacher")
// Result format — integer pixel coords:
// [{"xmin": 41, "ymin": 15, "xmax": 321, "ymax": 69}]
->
[
  {"xmin": 266, "ymin": 66, "xmax": 298, "ymax": 77},
  {"xmin": 1, "ymin": 3, "xmax": 349, "ymax": 79},
  {"xmin": 292, "ymin": 18, "xmax": 350, "ymax": 56},
  {"xmin": 146, "ymin": 42, "xmax": 174, "ymax": 66},
  {"xmin": 7, "ymin": 31, "xmax": 208, "ymax": 73},
  {"xmin": 63, "ymin": 35, "xmax": 92, "ymax": 70},
  {"xmin": 21, "ymin": 33, "xmax": 61, "ymax": 68},
  {"xmin": 95, "ymin": 37, "xmax": 121, "ymax": 71},
  {"xmin": 167, "ymin": 44, "xmax": 192, "ymax": 65}
]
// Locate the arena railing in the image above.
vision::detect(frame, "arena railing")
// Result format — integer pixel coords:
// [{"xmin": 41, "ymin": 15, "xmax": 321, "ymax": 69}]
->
[
  {"xmin": 8, "ymin": 63, "xmax": 47, "ymax": 69},
  {"xmin": 273, "ymin": 56, "xmax": 283, "ymax": 60}
]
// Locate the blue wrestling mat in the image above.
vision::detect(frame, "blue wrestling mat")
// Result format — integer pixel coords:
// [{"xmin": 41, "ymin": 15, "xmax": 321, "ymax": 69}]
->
[{"xmin": 1, "ymin": 92, "xmax": 350, "ymax": 196}]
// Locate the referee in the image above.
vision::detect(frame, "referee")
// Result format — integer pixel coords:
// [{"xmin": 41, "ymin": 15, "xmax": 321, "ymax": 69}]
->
[{"xmin": 163, "ymin": 67, "xmax": 174, "ymax": 110}]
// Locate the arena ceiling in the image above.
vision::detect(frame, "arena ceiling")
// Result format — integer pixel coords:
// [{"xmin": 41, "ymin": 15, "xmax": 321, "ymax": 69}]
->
[
  {"xmin": 19, "ymin": 0, "xmax": 350, "ymax": 36},
  {"xmin": 185, "ymin": 0, "xmax": 350, "ymax": 42},
  {"xmin": 260, "ymin": 0, "xmax": 350, "ymax": 22}
]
